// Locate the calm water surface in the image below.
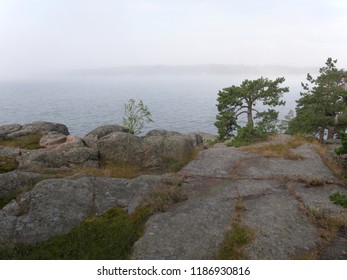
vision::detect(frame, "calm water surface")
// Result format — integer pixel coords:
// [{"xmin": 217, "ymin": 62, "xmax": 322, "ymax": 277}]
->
[{"xmin": 0, "ymin": 75, "xmax": 304, "ymax": 136}]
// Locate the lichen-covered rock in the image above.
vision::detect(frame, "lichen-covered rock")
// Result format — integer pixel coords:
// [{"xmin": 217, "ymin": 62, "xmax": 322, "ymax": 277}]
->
[
  {"xmin": 97, "ymin": 132, "xmax": 143, "ymax": 165},
  {"xmin": 132, "ymin": 181, "xmax": 238, "ymax": 259},
  {"xmin": 39, "ymin": 132, "xmax": 67, "ymax": 148},
  {"xmin": 7, "ymin": 121, "xmax": 69, "ymax": 138},
  {"xmin": 97, "ymin": 130, "xmax": 200, "ymax": 169},
  {"xmin": 84, "ymin": 125, "xmax": 129, "ymax": 148},
  {"xmin": 0, "ymin": 146, "xmax": 21, "ymax": 158},
  {"xmin": 0, "ymin": 175, "xmax": 161, "ymax": 244},
  {"xmin": 0, "ymin": 124, "xmax": 22, "ymax": 139},
  {"xmin": 0, "ymin": 171, "xmax": 46, "ymax": 198},
  {"xmin": 18, "ymin": 146, "xmax": 99, "ymax": 171}
]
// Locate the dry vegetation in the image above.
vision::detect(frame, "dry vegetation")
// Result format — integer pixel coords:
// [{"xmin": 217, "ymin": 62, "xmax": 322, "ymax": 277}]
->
[
  {"xmin": 140, "ymin": 175, "xmax": 188, "ymax": 212},
  {"xmin": 313, "ymin": 144, "xmax": 345, "ymax": 182},
  {"xmin": 240, "ymin": 135, "xmax": 316, "ymax": 160},
  {"xmin": 292, "ymin": 206, "xmax": 347, "ymax": 260}
]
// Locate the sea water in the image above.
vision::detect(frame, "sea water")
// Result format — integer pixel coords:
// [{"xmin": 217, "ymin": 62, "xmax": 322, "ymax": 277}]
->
[{"xmin": 0, "ymin": 74, "xmax": 305, "ymax": 136}]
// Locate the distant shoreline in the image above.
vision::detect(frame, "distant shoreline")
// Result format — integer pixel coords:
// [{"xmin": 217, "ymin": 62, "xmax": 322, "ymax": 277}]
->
[{"xmin": 71, "ymin": 64, "xmax": 318, "ymax": 77}]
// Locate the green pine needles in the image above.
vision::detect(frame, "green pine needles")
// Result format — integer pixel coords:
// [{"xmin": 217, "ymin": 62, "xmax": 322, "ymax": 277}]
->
[{"xmin": 215, "ymin": 76, "xmax": 288, "ymax": 144}]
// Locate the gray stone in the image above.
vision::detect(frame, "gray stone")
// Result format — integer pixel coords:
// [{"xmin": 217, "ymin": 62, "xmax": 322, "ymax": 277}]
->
[
  {"xmin": 97, "ymin": 132, "xmax": 143, "ymax": 165},
  {"xmin": 0, "ymin": 175, "xmax": 162, "ymax": 244},
  {"xmin": 94, "ymin": 175, "xmax": 162, "ymax": 215},
  {"xmin": 179, "ymin": 145, "xmax": 254, "ymax": 178},
  {"xmin": 290, "ymin": 183, "xmax": 347, "ymax": 222},
  {"xmin": 188, "ymin": 131, "xmax": 216, "ymax": 144},
  {"xmin": 11, "ymin": 178, "xmax": 95, "ymax": 243},
  {"xmin": 17, "ymin": 146, "xmax": 99, "ymax": 171},
  {"xmin": 39, "ymin": 132, "xmax": 67, "ymax": 148},
  {"xmin": 0, "ymin": 124, "xmax": 22, "ymax": 139},
  {"xmin": 242, "ymin": 190, "xmax": 318, "ymax": 259},
  {"xmin": 96, "ymin": 129, "xmax": 200, "ymax": 169},
  {"xmin": 142, "ymin": 133, "xmax": 201, "ymax": 168},
  {"xmin": 84, "ymin": 125, "xmax": 129, "ymax": 148},
  {"xmin": 319, "ymin": 237, "xmax": 347, "ymax": 259},
  {"xmin": 144, "ymin": 130, "xmax": 182, "ymax": 137},
  {"xmin": 0, "ymin": 171, "xmax": 46, "ymax": 198},
  {"xmin": 7, "ymin": 121, "xmax": 69, "ymax": 138},
  {"xmin": 236, "ymin": 144, "xmax": 337, "ymax": 183},
  {"xmin": 132, "ymin": 181, "xmax": 238, "ymax": 259},
  {"xmin": 0, "ymin": 146, "xmax": 21, "ymax": 158}
]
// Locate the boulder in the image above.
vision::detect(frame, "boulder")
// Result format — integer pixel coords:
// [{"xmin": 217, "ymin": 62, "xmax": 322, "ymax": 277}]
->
[
  {"xmin": 0, "ymin": 171, "xmax": 46, "ymax": 198},
  {"xmin": 56, "ymin": 135, "xmax": 85, "ymax": 150},
  {"xmin": 144, "ymin": 130, "xmax": 182, "ymax": 138},
  {"xmin": 18, "ymin": 146, "xmax": 99, "ymax": 171},
  {"xmin": 39, "ymin": 132, "xmax": 67, "ymax": 148},
  {"xmin": 189, "ymin": 131, "xmax": 217, "ymax": 143},
  {"xmin": 0, "ymin": 175, "xmax": 161, "ymax": 243},
  {"xmin": 142, "ymin": 131, "xmax": 199, "ymax": 168},
  {"xmin": 0, "ymin": 146, "xmax": 21, "ymax": 159},
  {"xmin": 97, "ymin": 132, "xmax": 143, "ymax": 165},
  {"xmin": 7, "ymin": 121, "xmax": 69, "ymax": 138},
  {"xmin": 97, "ymin": 130, "xmax": 200, "ymax": 169},
  {"xmin": 0, "ymin": 124, "xmax": 22, "ymax": 139},
  {"xmin": 59, "ymin": 147, "xmax": 99, "ymax": 168},
  {"xmin": 84, "ymin": 125, "xmax": 129, "ymax": 148}
]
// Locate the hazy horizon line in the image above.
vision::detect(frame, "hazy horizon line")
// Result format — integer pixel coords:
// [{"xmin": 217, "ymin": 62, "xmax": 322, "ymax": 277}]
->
[{"xmin": 70, "ymin": 63, "xmax": 319, "ymax": 76}]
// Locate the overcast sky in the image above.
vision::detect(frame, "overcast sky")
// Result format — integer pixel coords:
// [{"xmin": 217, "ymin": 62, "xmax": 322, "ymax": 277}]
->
[{"xmin": 0, "ymin": 0, "xmax": 346, "ymax": 79}]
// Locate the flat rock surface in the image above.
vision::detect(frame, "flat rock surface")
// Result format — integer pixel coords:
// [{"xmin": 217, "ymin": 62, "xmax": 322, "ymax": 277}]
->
[
  {"xmin": 1, "ymin": 132, "xmax": 347, "ymax": 260},
  {"xmin": 132, "ymin": 140, "xmax": 347, "ymax": 260},
  {"xmin": 132, "ymin": 181, "xmax": 238, "ymax": 259},
  {"xmin": 242, "ymin": 190, "xmax": 318, "ymax": 259}
]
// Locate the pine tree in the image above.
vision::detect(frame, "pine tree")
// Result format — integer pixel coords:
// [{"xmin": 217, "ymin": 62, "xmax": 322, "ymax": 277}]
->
[
  {"xmin": 214, "ymin": 77, "xmax": 288, "ymax": 140},
  {"xmin": 289, "ymin": 58, "xmax": 347, "ymax": 141}
]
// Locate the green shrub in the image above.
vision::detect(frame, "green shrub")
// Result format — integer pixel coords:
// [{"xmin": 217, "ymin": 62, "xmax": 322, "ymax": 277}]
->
[
  {"xmin": 231, "ymin": 125, "xmax": 267, "ymax": 147},
  {"xmin": 329, "ymin": 192, "xmax": 347, "ymax": 208},
  {"xmin": 335, "ymin": 132, "xmax": 347, "ymax": 155},
  {"xmin": 122, "ymin": 99, "xmax": 154, "ymax": 135}
]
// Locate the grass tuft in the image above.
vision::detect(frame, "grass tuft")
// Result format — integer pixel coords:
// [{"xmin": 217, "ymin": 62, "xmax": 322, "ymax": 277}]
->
[
  {"xmin": 163, "ymin": 149, "xmax": 199, "ymax": 173},
  {"xmin": 217, "ymin": 197, "xmax": 255, "ymax": 260},
  {"xmin": 217, "ymin": 223, "xmax": 255, "ymax": 260},
  {"xmin": 0, "ymin": 134, "xmax": 41, "ymax": 150},
  {"xmin": 0, "ymin": 156, "xmax": 18, "ymax": 173},
  {"xmin": 329, "ymin": 192, "xmax": 347, "ymax": 208}
]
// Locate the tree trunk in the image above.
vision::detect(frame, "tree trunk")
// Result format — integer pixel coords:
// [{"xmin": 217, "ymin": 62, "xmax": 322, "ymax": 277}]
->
[
  {"xmin": 247, "ymin": 105, "xmax": 253, "ymax": 128},
  {"xmin": 319, "ymin": 128, "xmax": 324, "ymax": 142},
  {"xmin": 327, "ymin": 126, "xmax": 335, "ymax": 139}
]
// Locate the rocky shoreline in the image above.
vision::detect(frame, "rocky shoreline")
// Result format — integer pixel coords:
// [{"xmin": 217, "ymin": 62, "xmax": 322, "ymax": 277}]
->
[
  {"xmin": 1, "ymin": 121, "xmax": 347, "ymax": 259},
  {"xmin": 0, "ymin": 121, "xmax": 209, "ymax": 245}
]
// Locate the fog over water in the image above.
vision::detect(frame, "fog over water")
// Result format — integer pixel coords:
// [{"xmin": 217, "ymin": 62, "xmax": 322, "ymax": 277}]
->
[
  {"xmin": 0, "ymin": 73, "xmax": 305, "ymax": 136},
  {"xmin": 0, "ymin": 0, "xmax": 346, "ymax": 135}
]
